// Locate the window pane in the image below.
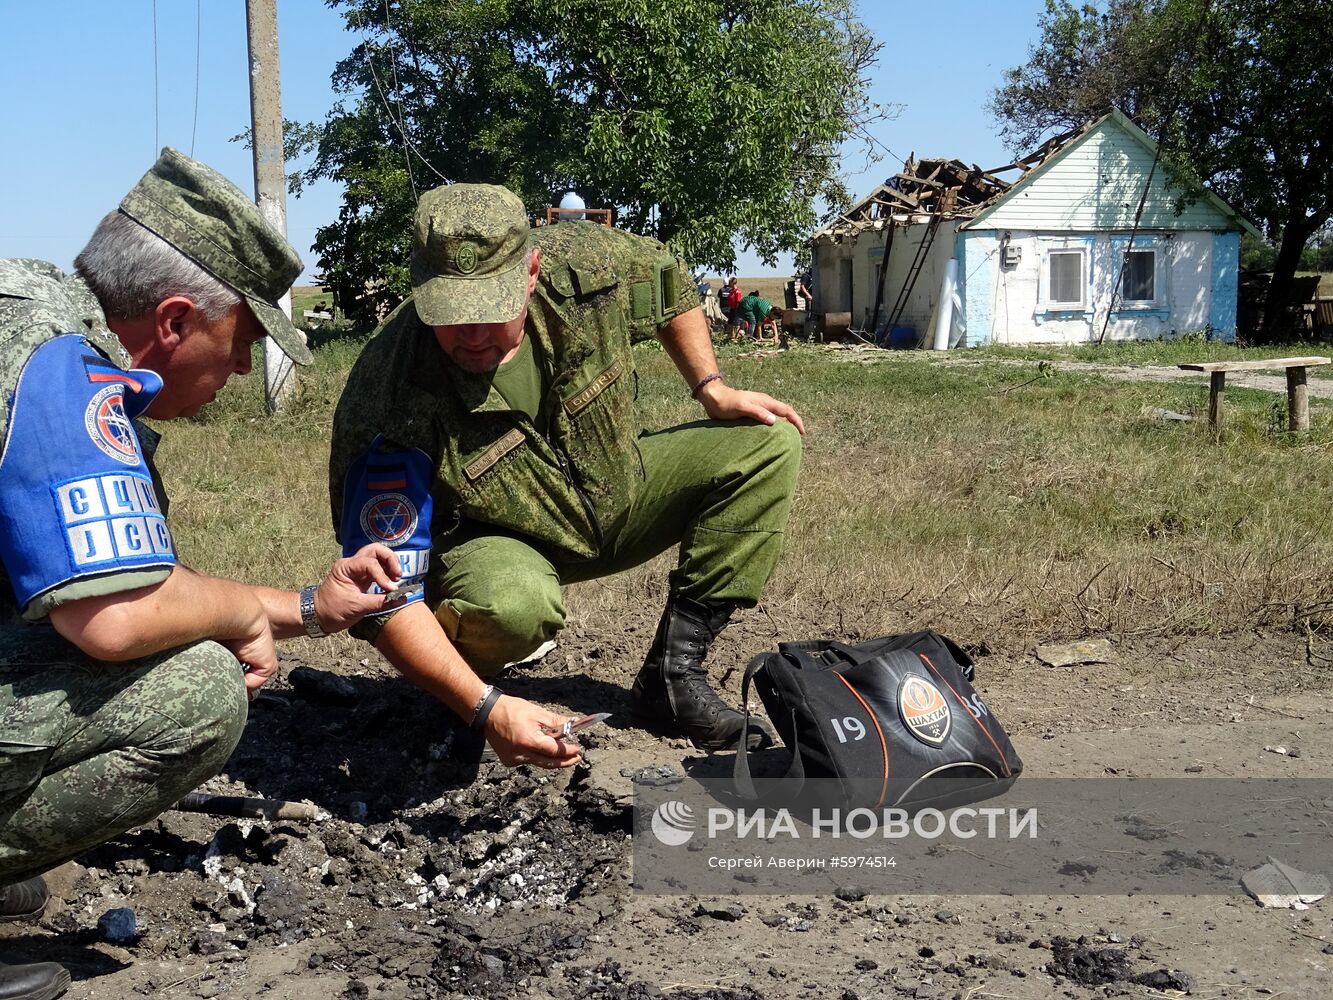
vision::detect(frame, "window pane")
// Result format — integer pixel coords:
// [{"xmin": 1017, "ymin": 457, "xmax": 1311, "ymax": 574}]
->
[
  {"xmin": 1122, "ymin": 250, "xmax": 1155, "ymax": 301},
  {"xmin": 1050, "ymin": 252, "xmax": 1082, "ymax": 305}
]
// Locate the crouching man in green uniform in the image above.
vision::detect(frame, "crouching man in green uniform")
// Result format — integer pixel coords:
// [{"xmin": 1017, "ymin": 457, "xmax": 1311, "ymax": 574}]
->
[
  {"xmin": 0, "ymin": 150, "xmax": 400, "ymax": 1000},
  {"xmin": 330, "ymin": 184, "xmax": 804, "ymax": 771}
]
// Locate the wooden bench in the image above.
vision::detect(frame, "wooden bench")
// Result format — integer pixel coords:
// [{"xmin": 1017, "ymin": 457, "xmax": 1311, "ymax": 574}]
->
[{"xmin": 1176, "ymin": 356, "xmax": 1331, "ymax": 432}]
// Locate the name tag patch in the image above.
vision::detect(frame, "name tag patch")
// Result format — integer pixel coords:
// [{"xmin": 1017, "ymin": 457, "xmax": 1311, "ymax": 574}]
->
[
  {"xmin": 54, "ymin": 473, "xmax": 173, "ymax": 567},
  {"xmin": 464, "ymin": 428, "xmax": 525, "ymax": 481},
  {"xmin": 563, "ymin": 359, "xmax": 624, "ymax": 418}
]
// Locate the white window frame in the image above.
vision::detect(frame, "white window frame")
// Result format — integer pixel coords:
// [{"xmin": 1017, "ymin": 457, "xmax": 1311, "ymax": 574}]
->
[
  {"xmin": 1118, "ymin": 245, "xmax": 1162, "ymax": 307},
  {"xmin": 1043, "ymin": 247, "xmax": 1088, "ymax": 311}
]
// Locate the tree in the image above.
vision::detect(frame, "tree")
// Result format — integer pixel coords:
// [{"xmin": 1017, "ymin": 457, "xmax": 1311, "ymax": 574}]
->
[
  {"xmin": 294, "ymin": 0, "xmax": 886, "ymax": 324},
  {"xmin": 988, "ymin": 0, "xmax": 1168, "ymax": 153},
  {"xmin": 990, "ymin": 0, "xmax": 1333, "ymax": 340}
]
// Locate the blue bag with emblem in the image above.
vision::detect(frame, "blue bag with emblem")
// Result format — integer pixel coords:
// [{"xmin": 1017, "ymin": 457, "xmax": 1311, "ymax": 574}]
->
[{"xmin": 733, "ymin": 631, "xmax": 1022, "ymax": 813}]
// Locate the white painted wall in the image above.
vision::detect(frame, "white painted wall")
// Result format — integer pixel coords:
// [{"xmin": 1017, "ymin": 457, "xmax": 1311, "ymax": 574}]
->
[
  {"xmin": 964, "ymin": 228, "xmax": 1223, "ymax": 345},
  {"xmin": 972, "ymin": 117, "xmax": 1240, "ymax": 233},
  {"xmin": 811, "ymin": 220, "xmax": 959, "ymax": 342}
]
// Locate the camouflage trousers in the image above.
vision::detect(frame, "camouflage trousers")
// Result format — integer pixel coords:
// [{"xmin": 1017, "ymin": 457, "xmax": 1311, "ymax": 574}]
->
[
  {"xmin": 0, "ymin": 627, "xmax": 247, "ymax": 883},
  {"xmin": 435, "ymin": 418, "xmax": 802, "ymax": 674}
]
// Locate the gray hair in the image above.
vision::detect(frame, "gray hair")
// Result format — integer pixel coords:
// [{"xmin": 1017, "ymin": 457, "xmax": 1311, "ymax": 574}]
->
[{"xmin": 74, "ymin": 211, "xmax": 242, "ymax": 322}]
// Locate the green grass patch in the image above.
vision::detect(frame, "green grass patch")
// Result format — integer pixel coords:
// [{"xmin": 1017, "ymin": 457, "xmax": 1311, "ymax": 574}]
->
[
  {"xmin": 965, "ymin": 337, "xmax": 1333, "ymax": 379},
  {"xmin": 152, "ymin": 336, "xmax": 1333, "ymax": 654}
]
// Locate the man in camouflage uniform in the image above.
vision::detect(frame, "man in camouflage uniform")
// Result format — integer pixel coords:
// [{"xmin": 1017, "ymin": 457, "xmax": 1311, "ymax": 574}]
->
[
  {"xmin": 330, "ymin": 184, "xmax": 803, "ymax": 771},
  {"xmin": 0, "ymin": 150, "xmax": 399, "ymax": 999}
]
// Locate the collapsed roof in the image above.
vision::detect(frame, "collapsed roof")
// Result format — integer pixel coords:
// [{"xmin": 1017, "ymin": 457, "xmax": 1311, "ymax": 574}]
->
[{"xmin": 811, "ymin": 124, "xmax": 1083, "ymax": 243}]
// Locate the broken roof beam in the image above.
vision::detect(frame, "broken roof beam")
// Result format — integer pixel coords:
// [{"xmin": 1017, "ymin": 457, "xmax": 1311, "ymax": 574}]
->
[
  {"xmin": 895, "ymin": 171, "xmax": 944, "ymax": 190},
  {"xmin": 875, "ymin": 188, "xmax": 922, "ymax": 209}
]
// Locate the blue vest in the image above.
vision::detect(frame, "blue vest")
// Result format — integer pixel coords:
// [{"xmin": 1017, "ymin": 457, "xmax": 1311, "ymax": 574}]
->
[
  {"xmin": 0, "ymin": 335, "xmax": 174, "ymax": 613},
  {"xmin": 340, "ymin": 434, "xmax": 434, "ymax": 612}
]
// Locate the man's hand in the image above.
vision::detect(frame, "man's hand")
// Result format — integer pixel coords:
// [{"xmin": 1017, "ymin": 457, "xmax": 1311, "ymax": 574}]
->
[
  {"xmin": 484, "ymin": 695, "xmax": 585, "ymax": 769},
  {"xmin": 697, "ymin": 381, "xmax": 806, "ymax": 435},
  {"xmin": 312, "ymin": 543, "xmax": 404, "ymax": 634},
  {"xmin": 220, "ymin": 593, "xmax": 279, "ymax": 696}
]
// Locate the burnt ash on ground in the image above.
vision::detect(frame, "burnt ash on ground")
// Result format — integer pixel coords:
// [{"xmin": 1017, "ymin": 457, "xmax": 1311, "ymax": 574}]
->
[{"xmin": 34, "ymin": 653, "xmax": 680, "ymax": 1000}]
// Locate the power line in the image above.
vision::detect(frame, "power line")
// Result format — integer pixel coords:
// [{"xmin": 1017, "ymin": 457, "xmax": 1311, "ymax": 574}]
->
[
  {"xmin": 191, "ymin": 0, "xmax": 201, "ymax": 156},
  {"xmin": 151, "ymin": 0, "xmax": 160, "ymax": 153},
  {"xmin": 383, "ymin": 0, "xmax": 417, "ymax": 199},
  {"xmin": 1095, "ymin": 1, "xmax": 1215, "ymax": 346},
  {"xmin": 352, "ymin": 8, "xmax": 450, "ymax": 187},
  {"xmin": 855, "ymin": 125, "xmax": 908, "ymax": 174}
]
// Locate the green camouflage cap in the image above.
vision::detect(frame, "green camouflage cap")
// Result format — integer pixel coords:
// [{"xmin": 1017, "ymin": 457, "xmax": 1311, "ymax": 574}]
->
[
  {"xmin": 118, "ymin": 147, "xmax": 311, "ymax": 364},
  {"xmin": 411, "ymin": 184, "xmax": 533, "ymax": 326}
]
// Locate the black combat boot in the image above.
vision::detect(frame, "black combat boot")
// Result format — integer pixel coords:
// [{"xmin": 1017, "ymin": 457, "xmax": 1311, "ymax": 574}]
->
[
  {"xmin": 0, "ymin": 878, "xmax": 47, "ymax": 923},
  {"xmin": 630, "ymin": 596, "xmax": 770, "ymax": 752},
  {"xmin": 0, "ymin": 878, "xmax": 68, "ymax": 1000},
  {"xmin": 0, "ymin": 963, "xmax": 69, "ymax": 1000}
]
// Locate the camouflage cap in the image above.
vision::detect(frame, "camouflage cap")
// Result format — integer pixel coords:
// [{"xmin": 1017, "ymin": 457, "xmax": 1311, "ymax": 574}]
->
[
  {"xmin": 118, "ymin": 147, "xmax": 311, "ymax": 364},
  {"xmin": 411, "ymin": 184, "xmax": 533, "ymax": 326}
]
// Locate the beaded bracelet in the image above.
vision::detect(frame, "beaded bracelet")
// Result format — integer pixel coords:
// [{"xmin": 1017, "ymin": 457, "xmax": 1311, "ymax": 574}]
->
[{"xmin": 690, "ymin": 372, "xmax": 724, "ymax": 399}]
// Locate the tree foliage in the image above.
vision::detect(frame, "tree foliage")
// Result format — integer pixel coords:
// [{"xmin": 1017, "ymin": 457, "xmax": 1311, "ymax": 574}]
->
[
  {"xmin": 294, "ymin": 0, "xmax": 885, "ymax": 323},
  {"xmin": 990, "ymin": 0, "xmax": 1333, "ymax": 338},
  {"xmin": 988, "ymin": 0, "xmax": 1168, "ymax": 153}
]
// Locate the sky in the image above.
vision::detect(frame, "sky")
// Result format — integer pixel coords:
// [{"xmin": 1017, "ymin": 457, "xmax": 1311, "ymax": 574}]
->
[{"xmin": 0, "ymin": 0, "xmax": 1053, "ymax": 282}]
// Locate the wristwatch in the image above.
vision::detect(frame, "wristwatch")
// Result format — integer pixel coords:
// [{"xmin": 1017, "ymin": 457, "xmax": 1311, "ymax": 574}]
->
[{"xmin": 299, "ymin": 584, "xmax": 327, "ymax": 638}]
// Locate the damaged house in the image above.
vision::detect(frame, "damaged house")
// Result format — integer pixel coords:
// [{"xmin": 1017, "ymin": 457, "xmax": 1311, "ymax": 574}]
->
[{"xmin": 809, "ymin": 108, "xmax": 1258, "ymax": 346}]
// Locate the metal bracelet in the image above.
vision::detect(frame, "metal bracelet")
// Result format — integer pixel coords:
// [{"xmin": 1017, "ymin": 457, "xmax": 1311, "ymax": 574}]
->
[{"xmin": 299, "ymin": 584, "xmax": 326, "ymax": 638}]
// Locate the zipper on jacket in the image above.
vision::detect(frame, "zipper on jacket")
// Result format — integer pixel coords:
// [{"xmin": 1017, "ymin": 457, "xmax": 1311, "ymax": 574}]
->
[{"xmin": 553, "ymin": 444, "xmax": 604, "ymax": 551}]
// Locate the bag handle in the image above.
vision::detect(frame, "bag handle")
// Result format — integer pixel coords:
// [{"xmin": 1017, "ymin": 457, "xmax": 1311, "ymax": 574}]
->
[
  {"xmin": 733, "ymin": 655, "xmax": 806, "ymax": 803},
  {"xmin": 732, "ymin": 657, "xmax": 767, "ymax": 800},
  {"xmin": 777, "ymin": 640, "xmax": 862, "ymax": 667}
]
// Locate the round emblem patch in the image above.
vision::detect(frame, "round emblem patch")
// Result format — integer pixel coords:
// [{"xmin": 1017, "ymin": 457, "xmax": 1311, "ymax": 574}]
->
[
  {"xmin": 84, "ymin": 385, "xmax": 139, "ymax": 465},
  {"xmin": 455, "ymin": 241, "xmax": 478, "ymax": 274},
  {"xmin": 898, "ymin": 675, "xmax": 951, "ymax": 746},
  {"xmin": 359, "ymin": 493, "xmax": 418, "ymax": 547}
]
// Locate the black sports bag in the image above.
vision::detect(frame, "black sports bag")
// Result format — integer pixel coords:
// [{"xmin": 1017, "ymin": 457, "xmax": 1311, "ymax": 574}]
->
[{"xmin": 733, "ymin": 631, "xmax": 1022, "ymax": 813}]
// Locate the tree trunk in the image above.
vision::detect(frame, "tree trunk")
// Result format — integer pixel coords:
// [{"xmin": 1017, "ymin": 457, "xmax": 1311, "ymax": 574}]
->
[{"xmin": 1260, "ymin": 209, "xmax": 1316, "ymax": 342}]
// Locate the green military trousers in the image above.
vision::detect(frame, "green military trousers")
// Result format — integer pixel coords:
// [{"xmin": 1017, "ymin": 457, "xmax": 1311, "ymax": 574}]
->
[
  {"xmin": 0, "ymin": 627, "xmax": 248, "ymax": 883},
  {"xmin": 434, "ymin": 418, "xmax": 802, "ymax": 675}
]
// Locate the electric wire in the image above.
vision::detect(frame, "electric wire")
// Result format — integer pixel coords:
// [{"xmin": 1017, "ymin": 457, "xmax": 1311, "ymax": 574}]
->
[
  {"xmin": 190, "ymin": 0, "xmax": 201, "ymax": 156},
  {"xmin": 1095, "ymin": 137, "xmax": 1163, "ymax": 346},
  {"xmin": 1095, "ymin": 0, "xmax": 1214, "ymax": 346},
  {"xmin": 352, "ymin": 8, "xmax": 450, "ymax": 187},
  {"xmin": 854, "ymin": 125, "xmax": 907, "ymax": 174},
  {"xmin": 151, "ymin": 0, "xmax": 159, "ymax": 153},
  {"xmin": 382, "ymin": 0, "xmax": 417, "ymax": 199}
]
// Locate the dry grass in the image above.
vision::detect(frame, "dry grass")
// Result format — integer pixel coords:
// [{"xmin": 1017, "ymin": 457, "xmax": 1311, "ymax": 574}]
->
[
  {"xmin": 151, "ymin": 335, "xmax": 1333, "ymax": 657},
  {"xmin": 970, "ymin": 337, "xmax": 1333, "ymax": 379},
  {"xmin": 701, "ymin": 275, "xmax": 792, "ymax": 305}
]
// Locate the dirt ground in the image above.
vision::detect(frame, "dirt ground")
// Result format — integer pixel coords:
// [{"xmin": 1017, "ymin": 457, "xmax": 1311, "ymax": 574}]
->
[{"xmin": 5, "ymin": 597, "xmax": 1333, "ymax": 1000}]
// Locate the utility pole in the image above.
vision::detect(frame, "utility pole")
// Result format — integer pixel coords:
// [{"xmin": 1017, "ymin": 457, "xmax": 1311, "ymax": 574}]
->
[{"xmin": 245, "ymin": 0, "xmax": 299, "ymax": 412}]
